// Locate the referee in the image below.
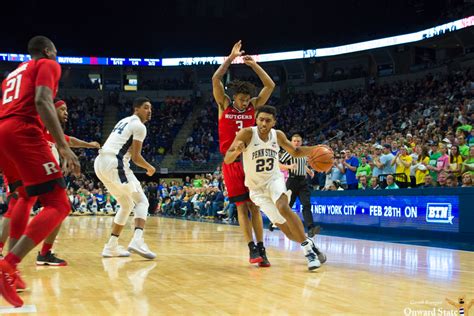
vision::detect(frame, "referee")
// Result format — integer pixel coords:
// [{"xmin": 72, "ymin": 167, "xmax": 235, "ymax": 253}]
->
[{"xmin": 277, "ymin": 134, "xmax": 320, "ymax": 238}]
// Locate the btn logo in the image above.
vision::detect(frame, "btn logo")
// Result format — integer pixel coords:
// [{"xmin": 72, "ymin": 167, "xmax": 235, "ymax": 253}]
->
[{"xmin": 426, "ymin": 203, "xmax": 454, "ymax": 224}]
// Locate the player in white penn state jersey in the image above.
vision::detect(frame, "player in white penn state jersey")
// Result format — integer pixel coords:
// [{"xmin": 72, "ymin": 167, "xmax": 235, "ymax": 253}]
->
[
  {"xmin": 224, "ymin": 105, "xmax": 327, "ymax": 271},
  {"xmin": 95, "ymin": 97, "xmax": 156, "ymax": 259}
]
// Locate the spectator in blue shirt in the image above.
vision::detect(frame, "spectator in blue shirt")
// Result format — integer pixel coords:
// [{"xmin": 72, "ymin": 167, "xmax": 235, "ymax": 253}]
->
[{"xmin": 343, "ymin": 149, "xmax": 359, "ymax": 190}]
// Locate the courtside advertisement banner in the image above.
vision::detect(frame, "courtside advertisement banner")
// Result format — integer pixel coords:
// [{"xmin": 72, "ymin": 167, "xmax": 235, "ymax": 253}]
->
[{"xmin": 290, "ymin": 195, "xmax": 459, "ymax": 232}]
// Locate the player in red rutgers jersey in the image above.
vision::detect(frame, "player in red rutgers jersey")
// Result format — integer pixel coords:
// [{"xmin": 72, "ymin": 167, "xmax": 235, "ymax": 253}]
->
[
  {"xmin": 0, "ymin": 36, "xmax": 80, "ymax": 307},
  {"xmin": 213, "ymin": 40, "xmax": 275, "ymax": 266},
  {"xmin": 0, "ymin": 100, "xmax": 100, "ymax": 267}
]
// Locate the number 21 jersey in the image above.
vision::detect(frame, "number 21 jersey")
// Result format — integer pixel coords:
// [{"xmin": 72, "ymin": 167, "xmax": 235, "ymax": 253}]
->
[{"xmin": 0, "ymin": 59, "xmax": 61, "ymax": 125}]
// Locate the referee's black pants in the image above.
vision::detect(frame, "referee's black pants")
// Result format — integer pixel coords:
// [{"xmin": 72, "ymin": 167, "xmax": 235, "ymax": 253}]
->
[{"xmin": 286, "ymin": 176, "xmax": 314, "ymax": 230}]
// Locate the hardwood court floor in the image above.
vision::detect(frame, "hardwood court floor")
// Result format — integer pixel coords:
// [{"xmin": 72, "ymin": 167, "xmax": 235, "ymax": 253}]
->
[{"xmin": 1, "ymin": 216, "xmax": 473, "ymax": 315}]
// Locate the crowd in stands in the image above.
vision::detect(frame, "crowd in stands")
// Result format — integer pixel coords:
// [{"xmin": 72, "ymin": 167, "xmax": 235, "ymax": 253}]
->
[
  {"xmin": 63, "ymin": 96, "xmax": 105, "ymax": 171},
  {"xmin": 179, "ymin": 100, "xmax": 218, "ymax": 164},
  {"xmin": 153, "ymin": 169, "xmax": 237, "ymax": 223},
  {"xmin": 279, "ymin": 68, "xmax": 474, "ymax": 190}
]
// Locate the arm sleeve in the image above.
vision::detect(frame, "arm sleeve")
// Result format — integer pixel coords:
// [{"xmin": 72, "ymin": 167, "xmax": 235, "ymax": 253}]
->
[
  {"xmin": 131, "ymin": 121, "xmax": 147, "ymax": 142},
  {"xmin": 35, "ymin": 60, "xmax": 61, "ymax": 90}
]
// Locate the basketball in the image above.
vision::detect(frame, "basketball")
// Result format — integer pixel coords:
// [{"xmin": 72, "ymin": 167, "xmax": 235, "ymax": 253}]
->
[{"xmin": 308, "ymin": 146, "xmax": 334, "ymax": 172}]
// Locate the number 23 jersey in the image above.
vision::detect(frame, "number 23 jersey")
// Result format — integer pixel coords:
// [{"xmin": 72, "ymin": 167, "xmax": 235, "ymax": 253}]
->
[{"xmin": 242, "ymin": 126, "xmax": 281, "ymax": 189}]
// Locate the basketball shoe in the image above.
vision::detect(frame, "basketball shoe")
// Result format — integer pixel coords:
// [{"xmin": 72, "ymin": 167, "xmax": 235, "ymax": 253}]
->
[
  {"xmin": 257, "ymin": 246, "xmax": 271, "ymax": 267},
  {"xmin": 305, "ymin": 251, "xmax": 321, "ymax": 271},
  {"xmin": 249, "ymin": 245, "xmax": 263, "ymax": 264},
  {"xmin": 0, "ymin": 260, "xmax": 23, "ymax": 307},
  {"xmin": 128, "ymin": 238, "xmax": 156, "ymax": 259},
  {"xmin": 36, "ymin": 251, "xmax": 68, "ymax": 266},
  {"xmin": 102, "ymin": 244, "xmax": 131, "ymax": 258},
  {"xmin": 308, "ymin": 238, "xmax": 327, "ymax": 264},
  {"xmin": 15, "ymin": 271, "xmax": 26, "ymax": 293}
]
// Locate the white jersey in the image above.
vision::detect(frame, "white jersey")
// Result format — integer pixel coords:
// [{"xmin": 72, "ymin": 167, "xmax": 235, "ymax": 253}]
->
[
  {"xmin": 100, "ymin": 115, "xmax": 147, "ymax": 166},
  {"xmin": 243, "ymin": 126, "xmax": 281, "ymax": 189}
]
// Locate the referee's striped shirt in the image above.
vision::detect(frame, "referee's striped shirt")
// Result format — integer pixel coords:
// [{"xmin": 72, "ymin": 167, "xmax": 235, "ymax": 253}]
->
[{"xmin": 279, "ymin": 151, "xmax": 308, "ymax": 177}]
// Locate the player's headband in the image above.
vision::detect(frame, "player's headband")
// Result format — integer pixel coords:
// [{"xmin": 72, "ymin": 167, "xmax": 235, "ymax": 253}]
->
[{"xmin": 54, "ymin": 100, "xmax": 66, "ymax": 108}]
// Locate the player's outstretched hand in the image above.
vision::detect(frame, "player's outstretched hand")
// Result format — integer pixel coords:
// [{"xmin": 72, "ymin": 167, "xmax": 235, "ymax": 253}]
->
[
  {"xmin": 146, "ymin": 165, "xmax": 156, "ymax": 177},
  {"xmin": 58, "ymin": 146, "xmax": 81, "ymax": 177},
  {"xmin": 242, "ymin": 55, "xmax": 256, "ymax": 66},
  {"xmin": 230, "ymin": 40, "xmax": 245, "ymax": 59},
  {"xmin": 89, "ymin": 141, "xmax": 101, "ymax": 149}
]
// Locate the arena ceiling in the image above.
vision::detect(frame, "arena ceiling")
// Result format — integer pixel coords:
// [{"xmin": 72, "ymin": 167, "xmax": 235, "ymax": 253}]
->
[{"xmin": 0, "ymin": 0, "xmax": 471, "ymax": 58}]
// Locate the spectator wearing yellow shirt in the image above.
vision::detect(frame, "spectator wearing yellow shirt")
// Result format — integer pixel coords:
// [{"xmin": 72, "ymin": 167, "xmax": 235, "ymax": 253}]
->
[
  {"xmin": 391, "ymin": 146, "xmax": 412, "ymax": 188},
  {"xmin": 449, "ymin": 145, "xmax": 463, "ymax": 179},
  {"xmin": 415, "ymin": 146, "xmax": 430, "ymax": 187}
]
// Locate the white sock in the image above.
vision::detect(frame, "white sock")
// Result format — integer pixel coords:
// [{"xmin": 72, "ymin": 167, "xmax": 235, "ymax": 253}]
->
[
  {"xmin": 134, "ymin": 228, "xmax": 144, "ymax": 240},
  {"xmin": 108, "ymin": 235, "xmax": 119, "ymax": 246}
]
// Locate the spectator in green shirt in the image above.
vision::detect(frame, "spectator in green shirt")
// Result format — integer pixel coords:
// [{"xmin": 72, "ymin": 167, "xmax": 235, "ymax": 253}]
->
[
  {"xmin": 457, "ymin": 134, "xmax": 470, "ymax": 159},
  {"xmin": 428, "ymin": 141, "xmax": 442, "ymax": 182},
  {"xmin": 385, "ymin": 174, "xmax": 399, "ymax": 190},
  {"xmin": 356, "ymin": 155, "xmax": 371, "ymax": 179},
  {"xmin": 461, "ymin": 146, "xmax": 474, "ymax": 176},
  {"xmin": 193, "ymin": 175, "xmax": 203, "ymax": 188}
]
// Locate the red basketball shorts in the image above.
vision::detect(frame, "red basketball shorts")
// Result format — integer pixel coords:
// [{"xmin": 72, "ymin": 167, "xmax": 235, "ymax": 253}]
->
[
  {"xmin": 0, "ymin": 118, "xmax": 65, "ymax": 197},
  {"xmin": 222, "ymin": 160, "xmax": 250, "ymax": 206}
]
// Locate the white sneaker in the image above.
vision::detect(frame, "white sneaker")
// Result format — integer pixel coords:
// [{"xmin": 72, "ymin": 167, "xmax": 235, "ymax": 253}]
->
[
  {"xmin": 102, "ymin": 244, "xmax": 131, "ymax": 258},
  {"xmin": 128, "ymin": 238, "xmax": 156, "ymax": 259},
  {"xmin": 306, "ymin": 251, "xmax": 321, "ymax": 271}
]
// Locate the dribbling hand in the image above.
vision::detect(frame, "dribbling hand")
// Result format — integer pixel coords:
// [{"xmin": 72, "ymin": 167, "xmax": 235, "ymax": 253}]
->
[
  {"xmin": 230, "ymin": 40, "xmax": 245, "ymax": 59},
  {"xmin": 58, "ymin": 146, "xmax": 81, "ymax": 177}
]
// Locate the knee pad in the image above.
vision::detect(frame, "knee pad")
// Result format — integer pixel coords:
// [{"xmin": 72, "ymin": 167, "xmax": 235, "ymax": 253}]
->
[
  {"xmin": 113, "ymin": 195, "xmax": 134, "ymax": 226},
  {"xmin": 132, "ymin": 191, "xmax": 149, "ymax": 220}
]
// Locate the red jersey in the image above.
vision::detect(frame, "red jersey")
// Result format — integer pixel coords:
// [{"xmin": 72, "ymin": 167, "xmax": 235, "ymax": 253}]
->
[
  {"xmin": 218, "ymin": 103, "xmax": 255, "ymax": 154},
  {"xmin": 0, "ymin": 59, "xmax": 61, "ymax": 125}
]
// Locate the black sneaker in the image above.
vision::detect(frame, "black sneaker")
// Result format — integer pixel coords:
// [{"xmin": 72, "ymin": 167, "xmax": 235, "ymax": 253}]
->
[
  {"xmin": 307, "ymin": 225, "xmax": 321, "ymax": 238},
  {"xmin": 257, "ymin": 246, "xmax": 271, "ymax": 267},
  {"xmin": 36, "ymin": 251, "xmax": 68, "ymax": 266},
  {"xmin": 249, "ymin": 246, "xmax": 263, "ymax": 264}
]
